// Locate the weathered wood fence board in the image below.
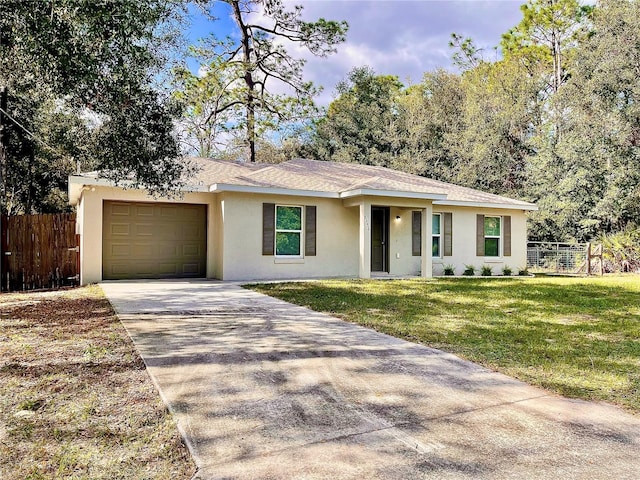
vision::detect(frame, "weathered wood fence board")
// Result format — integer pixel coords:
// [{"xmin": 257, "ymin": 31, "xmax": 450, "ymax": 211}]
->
[{"xmin": 1, "ymin": 213, "xmax": 78, "ymax": 292}]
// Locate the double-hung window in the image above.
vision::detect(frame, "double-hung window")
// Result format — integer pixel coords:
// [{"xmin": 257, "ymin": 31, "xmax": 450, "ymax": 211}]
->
[
  {"xmin": 413, "ymin": 211, "xmax": 451, "ymax": 257},
  {"xmin": 275, "ymin": 205, "xmax": 303, "ymax": 256},
  {"xmin": 484, "ymin": 216, "xmax": 501, "ymax": 257},
  {"xmin": 432, "ymin": 213, "xmax": 441, "ymax": 257}
]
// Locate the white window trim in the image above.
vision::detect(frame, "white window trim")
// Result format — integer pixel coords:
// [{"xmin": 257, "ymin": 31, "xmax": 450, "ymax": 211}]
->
[
  {"xmin": 432, "ymin": 213, "xmax": 442, "ymax": 258},
  {"xmin": 484, "ymin": 215, "xmax": 502, "ymax": 258},
  {"xmin": 275, "ymin": 205, "xmax": 304, "ymax": 258}
]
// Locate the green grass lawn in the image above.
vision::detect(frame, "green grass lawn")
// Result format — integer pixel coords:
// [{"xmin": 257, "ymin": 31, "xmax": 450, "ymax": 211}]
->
[{"xmin": 249, "ymin": 275, "xmax": 640, "ymax": 413}]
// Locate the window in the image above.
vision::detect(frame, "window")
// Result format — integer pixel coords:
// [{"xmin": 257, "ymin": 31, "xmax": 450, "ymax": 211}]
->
[
  {"xmin": 275, "ymin": 205, "xmax": 302, "ymax": 256},
  {"xmin": 432, "ymin": 213, "xmax": 441, "ymax": 257},
  {"xmin": 484, "ymin": 216, "xmax": 501, "ymax": 257},
  {"xmin": 263, "ymin": 204, "xmax": 316, "ymax": 257},
  {"xmin": 414, "ymin": 212, "xmax": 451, "ymax": 257}
]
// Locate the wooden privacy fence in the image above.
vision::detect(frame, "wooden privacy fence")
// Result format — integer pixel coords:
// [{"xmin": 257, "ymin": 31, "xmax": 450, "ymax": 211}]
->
[{"xmin": 1, "ymin": 213, "xmax": 79, "ymax": 292}]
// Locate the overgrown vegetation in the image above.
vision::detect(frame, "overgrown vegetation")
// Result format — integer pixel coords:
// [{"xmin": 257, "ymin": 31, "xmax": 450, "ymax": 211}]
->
[
  {"xmin": 0, "ymin": 286, "xmax": 194, "ymax": 479},
  {"xmin": 601, "ymin": 227, "xmax": 640, "ymax": 273},
  {"xmin": 250, "ymin": 276, "xmax": 640, "ymax": 413},
  {"xmin": 0, "ymin": 0, "xmax": 193, "ymax": 214}
]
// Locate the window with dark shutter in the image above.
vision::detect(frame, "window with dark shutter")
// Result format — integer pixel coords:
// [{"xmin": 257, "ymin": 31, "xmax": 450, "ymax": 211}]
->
[
  {"xmin": 262, "ymin": 203, "xmax": 275, "ymax": 256},
  {"xmin": 412, "ymin": 211, "xmax": 421, "ymax": 256},
  {"xmin": 305, "ymin": 206, "xmax": 316, "ymax": 256}
]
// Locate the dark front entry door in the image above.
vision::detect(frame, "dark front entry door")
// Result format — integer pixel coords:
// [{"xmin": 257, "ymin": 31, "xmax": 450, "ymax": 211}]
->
[{"xmin": 371, "ymin": 207, "xmax": 389, "ymax": 272}]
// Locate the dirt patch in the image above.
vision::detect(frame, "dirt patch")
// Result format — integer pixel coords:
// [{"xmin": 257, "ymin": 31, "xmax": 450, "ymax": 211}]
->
[{"xmin": 0, "ymin": 286, "xmax": 195, "ymax": 480}]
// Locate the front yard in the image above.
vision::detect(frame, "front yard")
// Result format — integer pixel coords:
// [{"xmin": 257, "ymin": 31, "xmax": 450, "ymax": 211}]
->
[
  {"xmin": 250, "ymin": 275, "xmax": 640, "ymax": 413},
  {"xmin": 0, "ymin": 286, "xmax": 194, "ymax": 480}
]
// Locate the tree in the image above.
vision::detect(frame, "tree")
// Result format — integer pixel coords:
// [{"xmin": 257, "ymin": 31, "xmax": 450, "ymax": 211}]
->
[
  {"xmin": 190, "ymin": 0, "xmax": 347, "ymax": 163},
  {"xmin": 496, "ymin": 0, "xmax": 596, "ymax": 241},
  {"xmin": 528, "ymin": 0, "xmax": 640, "ymax": 240},
  {"xmin": 311, "ymin": 66, "xmax": 403, "ymax": 167},
  {"xmin": 0, "ymin": 0, "xmax": 192, "ymax": 214},
  {"xmin": 501, "ymin": 0, "xmax": 592, "ymax": 96},
  {"xmin": 389, "ymin": 70, "xmax": 464, "ymax": 179},
  {"xmin": 172, "ymin": 53, "xmax": 239, "ymax": 157},
  {"xmin": 449, "ymin": 33, "xmax": 485, "ymax": 71},
  {"xmin": 449, "ymin": 57, "xmax": 540, "ymax": 197}
]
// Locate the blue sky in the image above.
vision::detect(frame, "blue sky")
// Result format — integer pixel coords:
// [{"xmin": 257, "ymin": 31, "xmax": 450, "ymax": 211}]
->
[{"xmin": 183, "ymin": 1, "xmax": 525, "ymax": 105}]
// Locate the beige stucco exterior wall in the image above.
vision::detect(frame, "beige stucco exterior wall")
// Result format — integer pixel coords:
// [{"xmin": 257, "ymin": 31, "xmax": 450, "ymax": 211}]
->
[
  {"xmin": 220, "ymin": 192, "xmax": 360, "ymax": 281},
  {"xmin": 211, "ymin": 198, "xmax": 224, "ymax": 280},
  {"xmin": 77, "ymin": 186, "xmax": 219, "ymax": 285},
  {"xmin": 431, "ymin": 206, "xmax": 529, "ymax": 276},
  {"xmin": 74, "ymin": 185, "xmax": 530, "ymax": 283}
]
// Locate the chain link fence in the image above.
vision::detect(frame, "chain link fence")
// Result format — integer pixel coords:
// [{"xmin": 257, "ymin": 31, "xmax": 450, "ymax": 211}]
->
[{"xmin": 527, "ymin": 242, "xmax": 589, "ymax": 274}]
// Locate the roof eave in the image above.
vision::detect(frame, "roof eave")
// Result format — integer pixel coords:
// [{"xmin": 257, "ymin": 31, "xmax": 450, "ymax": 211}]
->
[
  {"xmin": 68, "ymin": 175, "xmax": 115, "ymax": 205},
  {"xmin": 67, "ymin": 175, "xmax": 208, "ymax": 205},
  {"xmin": 433, "ymin": 199, "xmax": 538, "ymax": 211},
  {"xmin": 209, "ymin": 183, "xmax": 340, "ymax": 198},
  {"xmin": 339, "ymin": 188, "xmax": 448, "ymax": 201}
]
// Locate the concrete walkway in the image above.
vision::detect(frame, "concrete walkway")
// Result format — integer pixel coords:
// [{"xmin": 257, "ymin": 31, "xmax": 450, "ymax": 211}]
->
[{"xmin": 101, "ymin": 280, "xmax": 640, "ymax": 480}]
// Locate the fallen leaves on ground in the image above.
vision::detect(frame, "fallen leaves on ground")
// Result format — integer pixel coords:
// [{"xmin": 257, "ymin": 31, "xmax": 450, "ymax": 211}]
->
[{"xmin": 0, "ymin": 286, "xmax": 194, "ymax": 480}]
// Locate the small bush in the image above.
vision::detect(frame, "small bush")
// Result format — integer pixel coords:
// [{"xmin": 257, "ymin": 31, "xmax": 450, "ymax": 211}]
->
[
  {"xmin": 481, "ymin": 265, "xmax": 493, "ymax": 276},
  {"xmin": 463, "ymin": 264, "xmax": 476, "ymax": 276},
  {"xmin": 518, "ymin": 267, "xmax": 529, "ymax": 276},
  {"xmin": 600, "ymin": 226, "xmax": 640, "ymax": 273},
  {"xmin": 502, "ymin": 265, "xmax": 512, "ymax": 276},
  {"xmin": 443, "ymin": 264, "xmax": 455, "ymax": 276}
]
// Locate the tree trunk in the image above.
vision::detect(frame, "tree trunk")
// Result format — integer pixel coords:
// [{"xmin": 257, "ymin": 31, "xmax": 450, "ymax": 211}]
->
[
  {"xmin": 231, "ymin": 0, "xmax": 257, "ymax": 163},
  {"xmin": 247, "ymin": 89, "xmax": 256, "ymax": 163}
]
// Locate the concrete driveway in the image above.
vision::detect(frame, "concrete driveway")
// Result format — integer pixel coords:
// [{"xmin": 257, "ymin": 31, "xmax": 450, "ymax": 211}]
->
[{"xmin": 101, "ymin": 280, "xmax": 640, "ymax": 480}]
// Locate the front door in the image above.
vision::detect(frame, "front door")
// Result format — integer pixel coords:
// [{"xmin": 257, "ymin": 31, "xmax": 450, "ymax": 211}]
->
[{"xmin": 371, "ymin": 207, "xmax": 389, "ymax": 272}]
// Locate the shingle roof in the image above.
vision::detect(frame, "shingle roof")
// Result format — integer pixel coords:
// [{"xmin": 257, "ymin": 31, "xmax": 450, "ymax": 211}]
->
[
  {"xmin": 70, "ymin": 157, "xmax": 536, "ymax": 209},
  {"xmin": 186, "ymin": 157, "xmax": 263, "ymax": 185},
  {"xmin": 190, "ymin": 157, "xmax": 536, "ymax": 209}
]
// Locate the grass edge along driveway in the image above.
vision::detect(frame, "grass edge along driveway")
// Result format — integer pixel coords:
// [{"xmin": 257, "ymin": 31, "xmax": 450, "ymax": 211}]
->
[{"xmin": 249, "ymin": 275, "xmax": 640, "ymax": 414}]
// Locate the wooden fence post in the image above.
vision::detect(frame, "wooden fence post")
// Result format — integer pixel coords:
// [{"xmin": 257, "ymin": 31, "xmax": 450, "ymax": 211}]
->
[{"xmin": 587, "ymin": 242, "xmax": 592, "ymax": 276}]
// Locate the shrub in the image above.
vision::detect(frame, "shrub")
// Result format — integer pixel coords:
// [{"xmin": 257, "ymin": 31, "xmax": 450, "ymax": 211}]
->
[
  {"xmin": 502, "ymin": 265, "xmax": 512, "ymax": 276},
  {"xmin": 518, "ymin": 267, "xmax": 529, "ymax": 276},
  {"xmin": 481, "ymin": 265, "xmax": 493, "ymax": 276},
  {"xmin": 443, "ymin": 264, "xmax": 455, "ymax": 276},
  {"xmin": 463, "ymin": 264, "xmax": 476, "ymax": 276},
  {"xmin": 600, "ymin": 226, "xmax": 640, "ymax": 273}
]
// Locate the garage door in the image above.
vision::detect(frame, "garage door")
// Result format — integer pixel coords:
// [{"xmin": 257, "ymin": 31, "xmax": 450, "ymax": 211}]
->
[{"xmin": 103, "ymin": 201, "xmax": 207, "ymax": 280}]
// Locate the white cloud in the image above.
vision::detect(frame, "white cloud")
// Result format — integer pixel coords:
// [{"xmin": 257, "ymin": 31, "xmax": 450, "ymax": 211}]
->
[
  {"xmin": 283, "ymin": 0, "xmax": 524, "ymax": 104},
  {"xmin": 190, "ymin": 1, "xmax": 525, "ymax": 106}
]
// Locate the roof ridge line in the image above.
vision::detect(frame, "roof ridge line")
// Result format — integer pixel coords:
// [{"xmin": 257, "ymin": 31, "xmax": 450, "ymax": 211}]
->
[
  {"xmin": 342, "ymin": 175, "xmax": 381, "ymax": 191},
  {"xmin": 241, "ymin": 164, "xmax": 279, "ymax": 178}
]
